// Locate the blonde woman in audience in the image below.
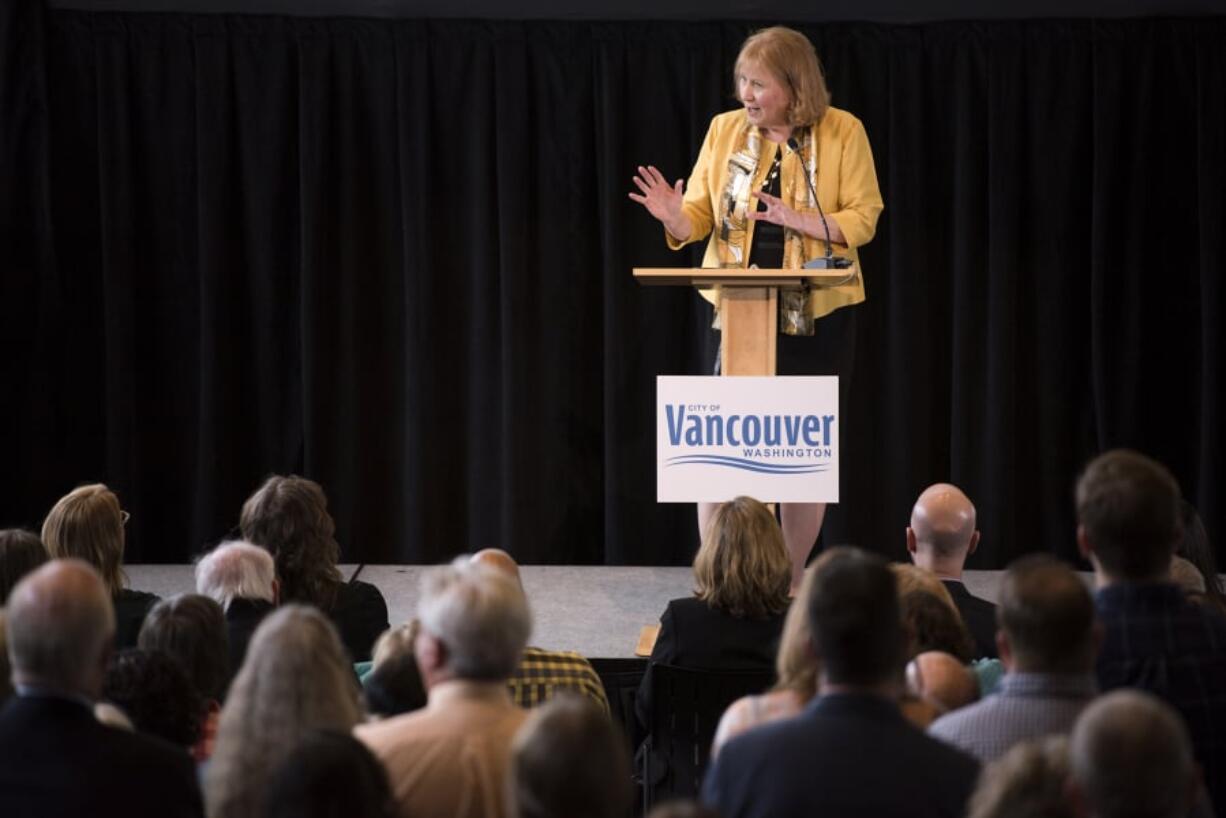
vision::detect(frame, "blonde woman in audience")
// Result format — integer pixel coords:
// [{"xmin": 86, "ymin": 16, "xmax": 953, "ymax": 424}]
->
[
  {"xmin": 710, "ymin": 555, "xmax": 827, "ymax": 757},
  {"xmin": 41, "ymin": 483, "xmax": 160, "ymax": 647},
  {"xmin": 205, "ymin": 605, "xmax": 362, "ymax": 818},
  {"xmin": 635, "ymin": 496, "xmax": 792, "ymax": 729}
]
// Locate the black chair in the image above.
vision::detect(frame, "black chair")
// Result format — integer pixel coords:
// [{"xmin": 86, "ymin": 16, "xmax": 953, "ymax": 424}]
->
[{"xmin": 640, "ymin": 664, "xmax": 775, "ymax": 812}]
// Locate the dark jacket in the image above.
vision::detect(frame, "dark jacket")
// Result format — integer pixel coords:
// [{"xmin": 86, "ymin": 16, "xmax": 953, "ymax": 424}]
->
[
  {"xmin": 942, "ymin": 579, "xmax": 998, "ymax": 659},
  {"xmin": 0, "ymin": 695, "xmax": 204, "ymax": 818}
]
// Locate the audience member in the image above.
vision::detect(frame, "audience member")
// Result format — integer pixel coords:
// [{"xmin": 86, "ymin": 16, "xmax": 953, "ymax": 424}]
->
[
  {"xmin": 636, "ymin": 496, "xmax": 790, "ymax": 728},
  {"xmin": 205, "ymin": 605, "xmax": 363, "ymax": 818},
  {"xmin": 898, "ymin": 585, "xmax": 976, "ymax": 662},
  {"xmin": 711, "ymin": 557, "xmax": 824, "ymax": 756},
  {"xmin": 929, "ymin": 555, "xmax": 1098, "ymax": 761},
  {"xmin": 195, "ymin": 540, "xmax": 278, "ymax": 673},
  {"xmin": 907, "ymin": 483, "xmax": 998, "ymax": 658},
  {"xmin": 967, "ymin": 737, "xmax": 1073, "ymax": 818},
  {"xmin": 355, "ymin": 557, "xmax": 532, "ymax": 818},
  {"xmin": 139, "ymin": 593, "xmax": 230, "ymax": 760},
  {"xmin": 102, "ymin": 648, "xmax": 204, "ymax": 750},
  {"xmin": 507, "ymin": 695, "xmax": 633, "ymax": 818},
  {"xmin": 1076, "ymin": 449, "xmax": 1226, "ymax": 809},
  {"xmin": 702, "ymin": 547, "xmax": 979, "ymax": 818},
  {"xmin": 265, "ymin": 730, "xmax": 394, "ymax": 818},
  {"xmin": 1176, "ymin": 500, "xmax": 1226, "ymax": 614},
  {"xmin": 902, "ymin": 651, "xmax": 978, "ymax": 728},
  {"xmin": 1067, "ymin": 690, "xmax": 1199, "ymax": 818},
  {"xmin": 364, "ymin": 622, "xmax": 427, "ymax": 718},
  {"xmin": 0, "ymin": 560, "xmax": 203, "ymax": 817},
  {"xmin": 0, "ymin": 528, "xmax": 48, "ymax": 602},
  {"xmin": 240, "ymin": 475, "xmax": 389, "ymax": 661},
  {"xmin": 471, "ymin": 549, "xmax": 609, "ymax": 713},
  {"xmin": 41, "ymin": 483, "xmax": 160, "ymax": 647}
]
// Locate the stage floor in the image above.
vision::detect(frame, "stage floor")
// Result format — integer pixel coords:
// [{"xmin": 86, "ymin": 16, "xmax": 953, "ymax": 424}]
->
[{"xmin": 128, "ymin": 564, "xmax": 1013, "ymax": 659}]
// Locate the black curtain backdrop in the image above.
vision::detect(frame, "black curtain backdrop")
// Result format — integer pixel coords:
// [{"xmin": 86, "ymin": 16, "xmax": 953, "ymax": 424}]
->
[{"xmin": 2, "ymin": 1, "xmax": 1223, "ymax": 569}]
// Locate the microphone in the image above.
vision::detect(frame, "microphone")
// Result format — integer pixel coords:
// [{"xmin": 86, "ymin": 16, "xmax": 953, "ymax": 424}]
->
[{"xmin": 786, "ymin": 137, "xmax": 853, "ymax": 270}]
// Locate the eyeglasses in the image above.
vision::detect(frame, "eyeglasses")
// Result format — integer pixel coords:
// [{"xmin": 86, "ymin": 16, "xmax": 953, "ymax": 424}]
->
[{"xmin": 120, "ymin": 510, "xmax": 130, "ymax": 525}]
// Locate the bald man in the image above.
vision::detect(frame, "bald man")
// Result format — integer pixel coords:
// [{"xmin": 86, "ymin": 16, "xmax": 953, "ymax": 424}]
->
[
  {"xmin": 470, "ymin": 550, "xmax": 609, "ymax": 714},
  {"xmin": 906, "ymin": 483, "xmax": 997, "ymax": 658},
  {"xmin": 0, "ymin": 560, "xmax": 203, "ymax": 817},
  {"xmin": 904, "ymin": 651, "xmax": 979, "ymax": 728}
]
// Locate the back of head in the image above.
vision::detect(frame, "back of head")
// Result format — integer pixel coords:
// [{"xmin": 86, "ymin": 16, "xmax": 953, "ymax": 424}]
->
[
  {"xmin": 806, "ymin": 547, "xmax": 904, "ymax": 687},
  {"xmin": 899, "ymin": 588, "xmax": 976, "ymax": 662},
  {"xmin": 906, "ymin": 651, "xmax": 979, "ymax": 715},
  {"xmin": 508, "ymin": 696, "xmax": 632, "ymax": 818},
  {"xmin": 997, "ymin": 555, "xmax": 1095, "ymax": 673},
  {"xmin": 1069, "ymin": 690, "xmax": 1196, "ymax": 818},
  {"xmin": 909, "ymin": 483, "xmax": 978, "ymax": 560},
  {"xmin": 0, "ymin": 529, "xmax": 49, "ymax": 603},
  {"xmin": 138, "ymin": 593, "xmax": 230, "ymax": 702},
  {"xmin": 208, "ymin": 605, "xmax": 361, "ymax": 818},
  {"xmin": 417, "ymin": 557, "xmax": 531, "ymax": 682},
  {"xmin": 266, "ymin": 730, "xmax": 394, "ymax": 818},
  {"xmin": 968, "ymin": 736, "xmax": 1073, "ymax": 818},
  {"xmin": 239, "ymin": 475, "xmax": 342, "ymax": 609},
  {"xmin": 371, "ymin": 621, "xmax": 418, "ymax": 670},
  {"xmin": 694, "ymin": 496, "xmax": 791, "ymax": 619},
  {"xmin": 194, "ymin": 540, "xmax": 276, "ymax": 610},
  {"xmin": 102, "ymin": 648, "xmax": 204, "ymax": 748},
  {"xmin": 6, "ymin": 559, "xmax": 116, "ymax": 696},
  {"xmin": 40, "ymin": 484, "xmax": 127, "ymax": 594},
  {"xmin": 1076, "ymin": 450, "xmax": 1181, "ymax": 581},
  {"xmin": 363, "ymin": 651, "xmax": 427, "ymax": 718}
]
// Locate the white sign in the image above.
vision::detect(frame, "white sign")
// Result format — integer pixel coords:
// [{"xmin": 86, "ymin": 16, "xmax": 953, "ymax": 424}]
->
[{"xmin": 657, "ymin": 376, "xmax": 839, "ymax": 503}]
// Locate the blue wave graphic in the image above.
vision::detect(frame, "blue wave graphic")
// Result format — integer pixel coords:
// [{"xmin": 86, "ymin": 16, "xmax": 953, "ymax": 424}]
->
[{"xmin": 666, "ymin": 455, "xmax": 830, "ymax": 475}]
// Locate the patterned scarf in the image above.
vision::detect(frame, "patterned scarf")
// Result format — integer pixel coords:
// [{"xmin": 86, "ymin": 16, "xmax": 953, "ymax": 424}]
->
[{"xmin": 713, "ymin": 120, "xmax": 821, "ymax": 336}]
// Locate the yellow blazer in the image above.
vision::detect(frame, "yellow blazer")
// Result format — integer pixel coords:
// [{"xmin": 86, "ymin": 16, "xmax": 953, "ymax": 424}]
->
[{"xmin": 667, "ymin": 107, "xmax": 884, "ymax": 319}]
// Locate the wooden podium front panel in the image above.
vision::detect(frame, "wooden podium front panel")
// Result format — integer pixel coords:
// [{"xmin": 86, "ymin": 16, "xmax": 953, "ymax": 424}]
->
[{"xmin": 720, "ymin": 287, "xmax": 777, "ymax": 376}]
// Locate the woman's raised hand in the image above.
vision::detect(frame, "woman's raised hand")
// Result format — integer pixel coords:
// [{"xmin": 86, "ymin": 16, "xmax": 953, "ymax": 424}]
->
[
  {"xmin": 747, "ymin": 191, "xmax": 796, "ymax": 230},
  {"xmin": 629, "ymin": 165, "xmax": 690, "ymax": 240}
]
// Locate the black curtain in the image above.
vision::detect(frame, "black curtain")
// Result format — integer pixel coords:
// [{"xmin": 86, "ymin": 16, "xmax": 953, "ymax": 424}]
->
[{"xmin": 3, "ymin": 3, "xmax": 1223, "ymax": 568}]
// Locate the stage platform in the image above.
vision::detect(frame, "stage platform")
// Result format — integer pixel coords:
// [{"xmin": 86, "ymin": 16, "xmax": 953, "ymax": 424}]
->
[{"xmin": 128, "ymin": 564, "xmax": 1013, "ymax": 660}]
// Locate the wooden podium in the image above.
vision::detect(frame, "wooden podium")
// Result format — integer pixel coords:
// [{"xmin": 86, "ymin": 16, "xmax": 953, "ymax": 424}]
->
[{"xmin": 633, "ymin": 268, "xmax": 853, "ymax": 375}]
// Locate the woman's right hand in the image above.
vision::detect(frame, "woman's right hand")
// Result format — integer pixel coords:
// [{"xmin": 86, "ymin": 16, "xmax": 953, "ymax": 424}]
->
[{"xmin": 629, "ymin": 165, "xmax": 691, "ymax": 241}]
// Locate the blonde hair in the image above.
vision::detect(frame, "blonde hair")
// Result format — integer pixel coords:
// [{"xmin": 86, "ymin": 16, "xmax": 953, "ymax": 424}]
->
[
  {"xmin": 41, "ymin": 483, "xmax": 126, "ymax": 594},
  {"xmin": 205, "ymin": 606, "xmax": 362, "ymax": 818},
  {"xmin": 693, "ymin": 497, "xmax": 791, "ymax": 619},
  {"xmin": 735, "ymin": 26, "xmax": 831, "ymax": 128},
  {"xmin": 371, "ymin": 620, "xmax": 419, "ymax": 671},
  {"xmin": 772, "ymin": 554, "xmax": 829, "ymax": 697}
]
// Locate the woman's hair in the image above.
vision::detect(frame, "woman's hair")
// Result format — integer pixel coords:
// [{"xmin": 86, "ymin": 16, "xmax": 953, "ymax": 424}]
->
[
  {"xmin": 899, "ymin": 589, "xmax": 976, "ymax": 663},
  {"xmin": 693, "ymin": 496, "xmax": 791, "ymax": 619},
  {"xmin": 507, "ymin": 696, "xmax": 632, "ymax": 818},
  {"xmin": 205, "ymin": 605, "xmax": 362, "ymax": 818},
  {"xmin": 41, "ymin": 483, "xmax": 127, "ymax": 594},
  {"xmin": 735, "ymin": 26, "xmax": 831, "ymax": 127},
  {"xmin": 0, "ymin": 529, "xmax": 49, "ymax": 603},
  {"xmin": 772, "ymin": 553, "xmax": 831, "ymax": 697},
  {"xmin": 265, "ymin": 730, "xmax": 393, "ymax": 818},
  {"xmin": 371, "ymin": 621, "xmax": 418, "ymax": 671},
  {"xmin": 138, "ymin": 594, "xmax": 231, "ymax": 703},
  {"xmin": 239, "ymin": 476, "xmax": 342, "ymax": 611},
  {"xmin": 102, "ymin": 648, "xmax": 204, "ymax": 749}
]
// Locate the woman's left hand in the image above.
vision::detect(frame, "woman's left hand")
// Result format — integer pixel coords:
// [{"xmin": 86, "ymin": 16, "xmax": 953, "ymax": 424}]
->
[{"xmin": 747, "ymin": 191, "xmax": 796, "ymax": 230}]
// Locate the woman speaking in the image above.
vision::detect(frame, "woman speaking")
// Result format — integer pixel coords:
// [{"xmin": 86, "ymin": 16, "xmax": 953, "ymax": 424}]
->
[{"xmin": 629, "ymin": 26, "xmax": 883, "ymax": 590}]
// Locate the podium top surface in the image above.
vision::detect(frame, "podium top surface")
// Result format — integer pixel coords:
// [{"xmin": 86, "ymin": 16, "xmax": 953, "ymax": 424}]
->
[{"xmin": 633, "ymin": 267, "xmax": 855, "ymax": 287}]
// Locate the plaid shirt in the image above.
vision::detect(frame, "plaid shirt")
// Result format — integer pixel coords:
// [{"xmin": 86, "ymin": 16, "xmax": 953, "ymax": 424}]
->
[
  {"xmin": 928, "ymin": 672, "xmax": 1096, "ymax": 762},
  {"xmin": 507, "ymin": 646, "xmax": 610, "ymax": 714},
  {"xmin": 1096, "ymin": 583, "xmax": 1226, "ymax": 810}
]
